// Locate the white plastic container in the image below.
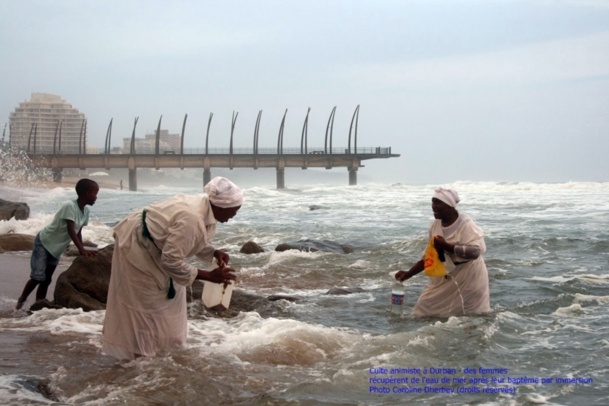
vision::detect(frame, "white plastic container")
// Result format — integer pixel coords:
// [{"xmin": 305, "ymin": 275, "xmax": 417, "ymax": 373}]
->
[
  {"xmin": 202, "ymin": 281, "xmax": 234, "ymax": 309},
  {"xmin": 391, "ymin": 281, "xmax": 405, "ymax": 315}
]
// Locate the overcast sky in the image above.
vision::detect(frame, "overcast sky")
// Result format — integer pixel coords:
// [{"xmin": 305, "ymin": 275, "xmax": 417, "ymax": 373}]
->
[{"xmin": 1, "ymin": 0, "xmax": 608, "ymax": 184}]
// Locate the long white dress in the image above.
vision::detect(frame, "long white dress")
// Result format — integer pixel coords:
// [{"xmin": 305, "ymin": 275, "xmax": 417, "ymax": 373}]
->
[
  {"xmin": 102, "ymin": 194, "xmax": 217, "ymax": 360},
  {"xmin": 413, "ymin": 213, "xmax": 491, "ymax": 317}
]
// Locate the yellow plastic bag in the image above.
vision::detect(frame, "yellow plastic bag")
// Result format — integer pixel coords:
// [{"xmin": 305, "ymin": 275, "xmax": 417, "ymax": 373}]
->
[{"xmin": 423, "ymin": 237, "xmax": 447, "ymax": 277}]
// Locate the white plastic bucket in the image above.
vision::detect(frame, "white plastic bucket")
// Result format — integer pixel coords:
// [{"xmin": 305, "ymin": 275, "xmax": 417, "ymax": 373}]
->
[{"xmin": 202, "ymin": 281, "xmax": 234, "ymax": 309}]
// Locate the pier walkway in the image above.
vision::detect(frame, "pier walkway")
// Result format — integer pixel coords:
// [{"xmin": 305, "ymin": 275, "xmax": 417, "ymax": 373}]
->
[{"xmin": 30, "ymin": 146, "xmax": 399, "ymax": 190}]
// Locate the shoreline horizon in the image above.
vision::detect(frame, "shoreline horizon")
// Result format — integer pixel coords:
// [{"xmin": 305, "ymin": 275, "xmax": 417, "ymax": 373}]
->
[{"xmin": 0, "ymin": 176, "xmax": 122, "ymax": 191}]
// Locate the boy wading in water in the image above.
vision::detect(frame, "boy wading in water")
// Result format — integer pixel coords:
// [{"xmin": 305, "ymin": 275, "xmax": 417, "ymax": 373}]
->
[{"xmin": 15, "ymin": 178, "xmax": 99, "ymax": 310}]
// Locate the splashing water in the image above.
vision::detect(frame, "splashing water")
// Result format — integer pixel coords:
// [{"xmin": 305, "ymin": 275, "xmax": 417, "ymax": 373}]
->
[{"xmin": 0, "ymin": 143, "xmax": 54, "ymax": 186}]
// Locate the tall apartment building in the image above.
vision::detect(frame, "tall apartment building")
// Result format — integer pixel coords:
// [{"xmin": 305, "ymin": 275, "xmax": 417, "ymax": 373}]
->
[
  {"xmin": 122, "ymin": 129, "xmax": 181, "ymax": 154},
  {"xmin": 9, "ymin": 93, "xmax": 87, "ymax": 153}
]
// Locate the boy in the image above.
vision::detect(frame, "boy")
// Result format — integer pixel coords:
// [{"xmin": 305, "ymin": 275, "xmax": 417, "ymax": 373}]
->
[{"xmin": 15, "ymin": 178, "xmax": 99, "ymax": 310}]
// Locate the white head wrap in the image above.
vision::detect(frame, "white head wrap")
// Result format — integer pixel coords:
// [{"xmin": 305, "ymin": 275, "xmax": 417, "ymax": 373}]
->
[
  {"xmin": 204, "ymin": 177, "xmax": 243, "ymax": 208},
  {"xmin": 433, "ymin": 187, "xmax": 460, "ymax": 208}
]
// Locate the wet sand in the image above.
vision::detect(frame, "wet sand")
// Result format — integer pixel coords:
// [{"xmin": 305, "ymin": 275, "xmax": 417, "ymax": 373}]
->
[
  {"xmin": 0, "ymin": 252, "xmax": 71, "ymax": 310},
  {"xmin": 0, "ymin": 252, "xmax": 87, "ymax": 402}
]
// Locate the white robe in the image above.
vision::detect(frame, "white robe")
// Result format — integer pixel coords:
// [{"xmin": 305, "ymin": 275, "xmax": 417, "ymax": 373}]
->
[
  {"xmin": 413, "ymin": 213, "xmax": 491, "ymax": 317},
  {"xmin": 102, "ymin": 194, "xmax": 217, "ymax": 360}
]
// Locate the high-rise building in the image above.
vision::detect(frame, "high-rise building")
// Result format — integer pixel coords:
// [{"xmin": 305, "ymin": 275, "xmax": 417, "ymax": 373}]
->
[
  {"xmin": 122, "ymin": 129, "xmax": 181, "ymax": 154},
  {"xmin": 9, "ymin": 93, "xmax": 87, "ymax": 154}
]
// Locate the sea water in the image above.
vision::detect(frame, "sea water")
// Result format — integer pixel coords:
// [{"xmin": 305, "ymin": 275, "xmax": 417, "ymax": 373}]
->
[{"xmin": 1, "ymin": 178, "xmax": 608, "ymax": 405}]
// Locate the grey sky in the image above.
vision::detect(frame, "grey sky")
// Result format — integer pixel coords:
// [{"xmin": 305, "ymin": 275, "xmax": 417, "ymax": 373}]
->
[{"xmin": 2, "ymin": 0, "xmax": 608, "ymax": 184}]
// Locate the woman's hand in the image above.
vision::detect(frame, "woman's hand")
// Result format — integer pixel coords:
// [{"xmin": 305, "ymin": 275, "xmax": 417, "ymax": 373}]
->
[
  {"xmin": 395, "ymin": 260, "xmax": 426, "ymax": 282},
  {"xmin": 202, "ymin": 266, "xmax": 237, "ymax": 284},
  {"xmin": 433, "ymin": 235, "xmax": 453, "ymax": 253},
  {"xmin": 214, "ymin": 250, "xmax": 230, "ymax": 266}
]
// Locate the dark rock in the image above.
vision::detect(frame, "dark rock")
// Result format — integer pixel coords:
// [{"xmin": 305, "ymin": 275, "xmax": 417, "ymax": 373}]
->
[
  {"xmin": 0, "ymin": 233, "xmax": 35, "ymax": 252},
  {"xmin": 51, "ymin": 244, "xmax": 286, "ymax": 317},
  {"xmin": 0, "ymin": 198, "xmax": 30, "ymax": 221},
  {"xmin": 0, "ymin": 233, "xmax": 99, "ymax": 256},
  {"xmin": 275, "ymin": 242, "xmax": 316, "ymax": 252},
  {"xmin": 187, "ymin": 280, "xmax": 204, "ymax": 303},
  {"xmin": 63, "ymin": 241, "xmax": 99, "ymax": 257},
  {"xmin": 325, "ymin": 287, "xmax": 364, "ymax": 295},
  {"xmin": 29, "ymin": 299, "xmax": 63, "ymax": 311},
  {"xmin": 267, "ymin": 294, "xmax": 301, "ymax": 302},
  {"xmin": 9, "ymin": 377, "xmax": 60, "ymax": 403},
  {"xmin": 275, "ymin": 239, "xmax": 354, "ymax": 254},
  {"xmin": 53, "ymin": 245, "xmax": 114, "ymax": 311},
  {"xmin": 240, "ymin": 240, "xmax": 265, "ymax": 254},
  {"xmin": 201, "ymin": 289, "xmax": 284, "ymax": 318},
  {"xmin": 309, "ymin": 205, "xmax": 329, "ymax": 211}
]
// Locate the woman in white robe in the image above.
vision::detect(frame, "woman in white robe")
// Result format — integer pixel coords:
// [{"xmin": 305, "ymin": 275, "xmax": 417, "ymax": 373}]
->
[
  {"xmin": 102, "ymin": 177, "xmax": 243, "ymax": 360},
  {"xmin": 395, "ymin": 187, "xmax": 490, "ymax": 317}
]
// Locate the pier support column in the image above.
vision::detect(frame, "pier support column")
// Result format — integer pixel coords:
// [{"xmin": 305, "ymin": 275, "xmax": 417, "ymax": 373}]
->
[
  {"xmin": 348, "ymin": 159, "xmax": 360, "ymax": 186},
  {"xmin": 349, "ymin": 169, "xmax": 357, "ymax": 186},
  {"xmin": 203, "ymin": 168, "xmax": 211, "ymax": 187},
  {"xmin": 52, "ymin": 168, "xmax": 63, "ymax": 183},
  {"xmin": 276, "ymin": 169, "xmax": 285, "ymax": 189},
  {"xmin": 127, "ymin": 157, "xmax": 138, "ymax": 191},
  {"xmin": 276, "ymin": 159, "xmax": 286, "ymax": 189},
  {"xmin": 128, "ymin": 168, "xmax": 137, "ymax": 191}
]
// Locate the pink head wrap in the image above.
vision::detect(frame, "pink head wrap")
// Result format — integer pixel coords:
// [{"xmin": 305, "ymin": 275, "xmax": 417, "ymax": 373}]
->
[
  {"xmin": 433, "ymin": 187, "xmax": 460, "ymax": 208},
  {"xmin": 204, "ymin": 177, "xmax": 243, "ymax": 208}
]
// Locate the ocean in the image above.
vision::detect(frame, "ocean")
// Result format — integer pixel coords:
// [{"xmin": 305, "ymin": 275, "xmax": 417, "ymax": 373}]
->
[{"xmin": 0, "ymin": 176, "xmax": 608, "ymax": 405}]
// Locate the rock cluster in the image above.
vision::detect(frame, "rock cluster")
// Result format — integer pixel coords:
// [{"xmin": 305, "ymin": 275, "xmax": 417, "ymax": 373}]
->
[{"xmin": 0, "ymin": 198, "xmax": 30, "ymax": 221}]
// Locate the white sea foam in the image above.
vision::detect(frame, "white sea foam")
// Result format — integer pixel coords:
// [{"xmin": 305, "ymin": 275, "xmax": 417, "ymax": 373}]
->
[
  {"xmin": 406, "ymin": 334, "xmax": 435, "ymax": 349},
  {"xmin": 267, "ymin": 249, "xmax": 323, "ymax": 264},
  {"xmin": 529, "ymin": 276, "xmax": 576, "ymax": 283},
  {"xmin": 0, "ymin": 214, "xmax": 53, "ymax": 236},
  {"xmin": 189, "ymin": 312, "xmax": 357, "ymax": 365},
  {"xmin": 553, "ymin": 304, "xmax": 584, "ymax": 316},
  {"xmin": 573, "ymin": 293, "xmax": 609, "ymax": 305},
  {"xmin": 0, "ymin": 375, "xmax": 57, "ymax": 405},
  {"xmin": 0, "ymin": 308, "xmax": 104, "ymax": 337},
  {"xmin": 578, "ymin": 274, "xmax": 609, "ymax": 283},
  {"xmin": 348, "ymin": 259, "xmax": 372, "ymax": 269},
  {"xmin": 525, "ymin": 393, "xmax": 549, "ymax": 404}
]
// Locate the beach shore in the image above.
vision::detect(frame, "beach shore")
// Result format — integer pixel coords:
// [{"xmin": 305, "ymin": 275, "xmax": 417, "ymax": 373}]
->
[
  {"xmin": 0, "ymin": 252, "xmax": 71, "ymax": 311},
  {"xmin": 1, "ymin": 173, "xmax": 115, "ymax": 311}
]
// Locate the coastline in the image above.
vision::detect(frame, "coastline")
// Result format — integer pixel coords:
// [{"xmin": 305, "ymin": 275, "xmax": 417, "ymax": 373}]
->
[
  {"xmin": 1, "ymin": 176, "xmax": 122, "ymax": 191},
  {"xmin": 0, "ymin": 175, "xmax": 111, "ymax": 312},
  {"xmin": 0, "ymin": 251, "xmax": 71, "ymax": 311}
]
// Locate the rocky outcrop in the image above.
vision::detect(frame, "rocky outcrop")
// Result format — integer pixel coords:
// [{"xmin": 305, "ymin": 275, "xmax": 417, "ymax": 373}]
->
[
  {"xmin": 0, "ymin": 233, "xmax": 96, "ymax": 255},
  {"xmin": 49, "ymin": 244, "xmax": 297, "ymax": 317},
  {"xmin": 63, "ymin": 241, "xmax": 99, "ymax": 257},
  {"xmin": 325, "ymin": 287, "xmax": 364, "ymax": 295},
  {"xmin": 275, "ymin": 239, "xmax": 354, "ymax": 254},
  {"xmin": 0, "ymin": 198, "xmax": 30, "ymax": 221},
  {"xmin": 0, "ymin": 233, "xmax": 35, "ymax": 252},
  {"xmin": 53, "ymin": 245, "xmax": 114, "ymax": 311},
  {"xmin": 240, "ymin": 240, "xmax": 265, "ymax": 254}
]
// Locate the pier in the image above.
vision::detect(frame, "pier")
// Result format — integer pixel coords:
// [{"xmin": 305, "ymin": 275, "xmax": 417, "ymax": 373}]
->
[{"xmin": 22, "ymin": 106, "xmax": 400, "ymax": 190}]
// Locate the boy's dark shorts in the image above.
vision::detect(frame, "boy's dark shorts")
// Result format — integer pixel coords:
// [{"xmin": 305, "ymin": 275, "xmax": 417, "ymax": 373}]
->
[{"xmin": 30, "ymin": 234, "xmax": 59, "ymax": 281}]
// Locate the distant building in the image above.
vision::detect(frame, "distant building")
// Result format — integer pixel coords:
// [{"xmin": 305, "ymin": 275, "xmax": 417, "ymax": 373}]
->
[
  {"xmin": 86, "ymin": 145, "xmax": 102, "ymax": 155},
  {"xmin": 9, "ymin": 93, "xmax": 87, "ymax": 154},
  {"xmin": 122, "ymin": 129, "xmax": 180, "ymax": 154}
]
